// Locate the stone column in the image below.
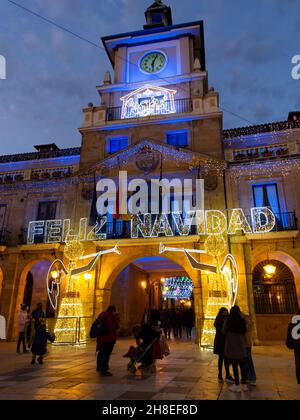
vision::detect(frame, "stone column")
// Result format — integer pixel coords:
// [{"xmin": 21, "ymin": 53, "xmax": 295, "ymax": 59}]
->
[{"xmin": 243, "ymin": 242, "xmax": 259, "ymax": 345}]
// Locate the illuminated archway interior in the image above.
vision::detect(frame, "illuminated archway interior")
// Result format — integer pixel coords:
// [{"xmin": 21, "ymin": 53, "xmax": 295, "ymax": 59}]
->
[{"xmin": 110, "ymin": 256, "xmax": 195, "ymax": 336}]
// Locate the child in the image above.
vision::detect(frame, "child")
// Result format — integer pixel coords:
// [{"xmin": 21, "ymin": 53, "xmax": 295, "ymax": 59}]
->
[{"xmin": 31, "ymin": 319, "xmax": 55, "ymax": 365}]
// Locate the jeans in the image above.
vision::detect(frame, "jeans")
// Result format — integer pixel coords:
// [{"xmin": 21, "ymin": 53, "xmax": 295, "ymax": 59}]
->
[
  {"xmin": 218, "ymin": 355, "xmax": 230, "ymax": 379},
  {"xmin": 232, "ymin": 361, "xmax": 248, "ymax": 386},
  {"xmin": 97, "ymin": 342, "xmax": 115, "ymax": 373},
  {"xmin": 17, "ymin": 332, "xmax": 26, "ymax": 353},
  {"xmin": 246, "ymin": 347, "xmax": 257, "ymax": 382}
]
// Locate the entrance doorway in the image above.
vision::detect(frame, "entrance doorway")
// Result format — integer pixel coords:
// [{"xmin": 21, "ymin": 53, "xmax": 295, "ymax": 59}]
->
[{"xmin": 110, "ymin": 256, "xmax": 195, "ymax": 340}]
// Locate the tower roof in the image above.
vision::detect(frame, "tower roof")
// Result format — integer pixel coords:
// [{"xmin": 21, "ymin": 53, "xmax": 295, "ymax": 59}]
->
[{"xmin": 144, "ymin": 0, "xmax": 173, "ymax": 29}]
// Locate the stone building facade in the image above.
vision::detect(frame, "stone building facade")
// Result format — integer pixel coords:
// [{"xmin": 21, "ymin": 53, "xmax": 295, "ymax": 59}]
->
[{"xmin": 0, "ymin": 1, "xmax": 299, "ymax": 343}]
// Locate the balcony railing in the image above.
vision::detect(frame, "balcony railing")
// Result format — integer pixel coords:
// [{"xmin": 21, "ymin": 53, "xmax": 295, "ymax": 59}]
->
[
  {"xmin": 245, "ymin": 211, "xmax": 298, "ymax": 233},
  {"xmin": 17, "ymin": 211, "xmax": 298, "ymax": 246},
  {"xmin": 106, "ymin": 98, "xmax": 193, "ymax": 122}
]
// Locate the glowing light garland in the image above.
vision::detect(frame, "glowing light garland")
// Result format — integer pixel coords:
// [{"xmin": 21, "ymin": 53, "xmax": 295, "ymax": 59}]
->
[
  {"xmin": 120, "ymin": 85, "xmax": 177, "ymax": 119},
  {"xmin": 46, "ymin": 245, "xmax": 121, "ymax": 311},
  {"xmin": 162, "ymin": 276, "xmax": 194, "ymax": 300},
  {"xmin": 159, "ymin": 239, "xmax": 239, "ymax": 347}
]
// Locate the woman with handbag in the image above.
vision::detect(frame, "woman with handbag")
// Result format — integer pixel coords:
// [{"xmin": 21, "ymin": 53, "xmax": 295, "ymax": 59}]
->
[{"xmin": 286, "ymin": 308, "xmax": 300, "ymax": 384}]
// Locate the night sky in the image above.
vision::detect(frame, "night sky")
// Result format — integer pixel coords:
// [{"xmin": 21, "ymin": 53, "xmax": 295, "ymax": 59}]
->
[{"xmin": 0, "ymin": 0, "xmax": 299, "ymax": 155}]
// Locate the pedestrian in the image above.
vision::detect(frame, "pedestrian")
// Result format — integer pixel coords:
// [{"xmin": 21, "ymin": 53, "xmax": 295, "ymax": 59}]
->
[
  {"xmin": 96, "ymin": 305, "xmax": 120, "ymax": 376},
  {"xmin": 214, "ymin": 307, "xmax": 234, "ymax": 384},
  {"xmin": 31, "ymin": 319, "xmax": 55, "ymax": 365},
  {"xmin": 222, "ymin": 305, "xmax": 248, "ymax": 393},
  {"xmin": 31, "ymin": 303, "xmax": 45, "ymax": 331},
  {"xmin": 149, "ymin": 310, "xmax": 164, "ymax": 372},
  {"xmin": 17, "ymin": 304, "xmax": 29, "ymax": 354},
  {"xmin": 184, "ymin": 308, "xmax": 195, "ymax": 339},
  {"xmin": 161, "ymin": 309, "xmax": 170, "ymax": 338},
  {"xmin": 286, "ymin": 308, "xmax": 300, "ymax": 385},
  {"xmin": 242, "ymin": 313, "xmax": 257, "ymax": 386}
]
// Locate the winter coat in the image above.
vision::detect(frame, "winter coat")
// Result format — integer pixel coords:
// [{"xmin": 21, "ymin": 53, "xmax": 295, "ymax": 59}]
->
[
  {"xmin": 31, "ymin": 325, "xmax": 54, "ymax": 356},
  {"xmin": 213, "ymin": 316, "xmax": 227, "ymax": 355},
  {"xmin": 31, "ymin": 308, "xmax": 45, "ymax": 330},
  {"xmin": 223, "ymin": 318, "xmax": 247, "ymax": 363},
  {"xmin": 96, "ymin": 311, "xmax": 120, "ymax": 349},
  {"xmin": 18, "ymin": 310, "xmax": 28, "ymax": 333},
  {"xmin": 243, "ymin": 315, "xmax": 253, "ymax": 348}
]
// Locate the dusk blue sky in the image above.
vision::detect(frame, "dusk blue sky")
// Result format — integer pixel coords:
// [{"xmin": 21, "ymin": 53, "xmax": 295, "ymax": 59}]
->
[{"xmin": 0, "ymin": 0, "xmax": 299, "ymax": 155}]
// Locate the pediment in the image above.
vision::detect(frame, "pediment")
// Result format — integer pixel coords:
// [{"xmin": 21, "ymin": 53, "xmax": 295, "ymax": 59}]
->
[{"xmin": 80, "ymin": 139, "xmax": 226, "ymax": 176}]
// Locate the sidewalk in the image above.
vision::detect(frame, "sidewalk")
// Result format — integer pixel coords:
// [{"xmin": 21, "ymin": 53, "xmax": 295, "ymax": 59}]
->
[{"xmin": 0, "ymin": 339, "xmax": 299, "ymax": 400}]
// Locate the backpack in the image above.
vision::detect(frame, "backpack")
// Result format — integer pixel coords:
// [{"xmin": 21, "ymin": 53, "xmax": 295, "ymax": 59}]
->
[{"xmin": 90, "ymin": 317, "xmax": 108, "ymax": 339}]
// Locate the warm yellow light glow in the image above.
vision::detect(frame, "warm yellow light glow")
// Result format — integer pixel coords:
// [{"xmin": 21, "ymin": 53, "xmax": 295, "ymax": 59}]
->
[
  {"xmin": 264, "ymin": 264, "xmax": 277, "ymax": 276},
  {"xmin": 51, "ymin": 271, "xmax": 59, "ymax": 280},
  {"xmin": 84, "ymin": 273, "xmax": 92, "ymax": 281},
  {"xmin": 141, "ymin": 281, "xmax": 147, "ymax": 290},
  {"xmin": 161, "ymin": 278, "xmax": 166, "ymax": 284}
]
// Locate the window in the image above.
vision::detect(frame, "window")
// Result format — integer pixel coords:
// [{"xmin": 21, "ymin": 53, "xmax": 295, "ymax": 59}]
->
[
  {"xmin": 253, "ymin": 184, "xmax": 280, "ymax": 215},
  {"xmin": 167, "ymin": 131, "xmax": 188, "ymax": 148},
  {"xmin": 108, "ymin": 137, "xmax": 128, "ymax": 154},
  {"xmin": 37, "ymin": 201, "xmax": 57, "ymax": 221}
]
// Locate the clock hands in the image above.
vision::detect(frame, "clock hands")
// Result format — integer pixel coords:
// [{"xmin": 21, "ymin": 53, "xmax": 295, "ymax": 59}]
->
[{"xmin": 151, "ymin": 54, "xmax": 158, "ymax": 71}]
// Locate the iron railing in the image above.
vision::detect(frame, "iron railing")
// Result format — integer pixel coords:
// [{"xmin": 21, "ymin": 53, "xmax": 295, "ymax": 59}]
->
[
  {"xmin": 253, "ymin": 284, "xmax": 299, "ymax": 314},
  {"xmin": 17, "ymin": 211, "xmax": 298, "ymax": 244},
  {"xmin": 245, "ymin": 211, "xmax": 297, "ymax": 233},
  {"xmin": 106, "ymin": 98, "xmax": 193, "ymax": 122}
]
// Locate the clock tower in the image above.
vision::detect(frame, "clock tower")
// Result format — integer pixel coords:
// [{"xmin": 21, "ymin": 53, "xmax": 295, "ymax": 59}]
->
[{"xmin": 80, "ymin": 1, "xmax": 223, "ymax": 168}]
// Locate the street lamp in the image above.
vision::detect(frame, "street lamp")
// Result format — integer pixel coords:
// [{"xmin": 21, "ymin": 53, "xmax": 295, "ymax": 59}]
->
[
  {"xmin": 263, "ymin": 264, "xmax": 277, "ymax": 276},
  {"xmin": 51, "ymin": 270, "xmax": 59, "ymax": 280}
]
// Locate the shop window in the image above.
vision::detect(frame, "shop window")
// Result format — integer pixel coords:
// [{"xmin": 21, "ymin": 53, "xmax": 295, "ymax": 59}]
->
[{"xmin": 166, "ymin": 131, "xmax": 188, "ymax": 148}]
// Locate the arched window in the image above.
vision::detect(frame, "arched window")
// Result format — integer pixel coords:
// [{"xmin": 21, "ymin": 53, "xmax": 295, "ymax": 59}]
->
[{"xmin": 253, "ymin": 260, "xmax": 298, "ymax": 314}]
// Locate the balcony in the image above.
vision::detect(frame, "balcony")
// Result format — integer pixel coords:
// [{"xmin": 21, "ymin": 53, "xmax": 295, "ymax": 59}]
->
[
  {"xmin": 106, "ymin": 98, "xmax": 193, "ymax": 122},
  {"xmin": 245, "ymin": 211, "xmax": 297, "ymax": 233}
]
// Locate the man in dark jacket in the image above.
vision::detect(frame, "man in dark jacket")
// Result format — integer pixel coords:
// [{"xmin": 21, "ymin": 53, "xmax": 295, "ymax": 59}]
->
[
  {"xmin": 96, "ymin": 305, "xmax": 120, "ymax": 376},
  {"xmin": 31, "ymin": 303, "xmax": 45, "ymax": 331},
  {"xmin": 286, "ymin": 308, "xmax": 300, "ymax": 384}
]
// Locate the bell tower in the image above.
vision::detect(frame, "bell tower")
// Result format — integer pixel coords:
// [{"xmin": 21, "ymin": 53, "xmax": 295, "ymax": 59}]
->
[{"xmin": 144, "ymin": 0, "xmax": 173, "ymax": 29}]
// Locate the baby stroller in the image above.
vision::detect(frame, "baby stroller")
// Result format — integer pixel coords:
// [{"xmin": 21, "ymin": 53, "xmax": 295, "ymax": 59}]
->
[{"xmin": 124, "ymin": 324, "xmax": 160, "ymax": 374}]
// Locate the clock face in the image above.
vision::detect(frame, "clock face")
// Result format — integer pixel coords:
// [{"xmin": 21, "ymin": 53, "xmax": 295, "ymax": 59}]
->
[{"xmin": 140, "ymin": 51, "xmax": 167, "ymax": 74}]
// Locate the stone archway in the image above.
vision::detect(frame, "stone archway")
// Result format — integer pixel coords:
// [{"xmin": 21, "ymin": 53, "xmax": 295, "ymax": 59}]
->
[
  {"xmin": 95, "ymin": 242, "xmax": 204, "ymax": 343},
  {"xmin": 251, "ymin": 249, "xmax": 300, "ymax": 306},
  {"xmin": 251, "ymin": 249, "xmax": 300, "ymax": 342},
  {"xmin": 9, "ymin": 257, "xmax": 54, "ymax": 340}
]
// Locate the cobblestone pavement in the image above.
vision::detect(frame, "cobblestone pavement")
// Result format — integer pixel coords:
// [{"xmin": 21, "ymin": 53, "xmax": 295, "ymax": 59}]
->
[{"xmin": 0, "ymin": 339, "xmax": 299, "ymax": 400}]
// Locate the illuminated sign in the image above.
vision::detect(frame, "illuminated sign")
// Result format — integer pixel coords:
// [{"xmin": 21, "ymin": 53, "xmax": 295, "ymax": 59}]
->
[
  {"xmin": 27, "ymin": 207, "xmax": 276, "ymax": 244},
  {"xmin": 120, "ymin": 84, "xmax": 177, "ymax": 119}
]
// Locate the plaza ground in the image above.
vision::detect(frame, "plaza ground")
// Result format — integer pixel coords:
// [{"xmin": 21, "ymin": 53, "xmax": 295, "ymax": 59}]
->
[{"xmin": 0, "ymin": 339, "xmax": 299, "ymax": 400}]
